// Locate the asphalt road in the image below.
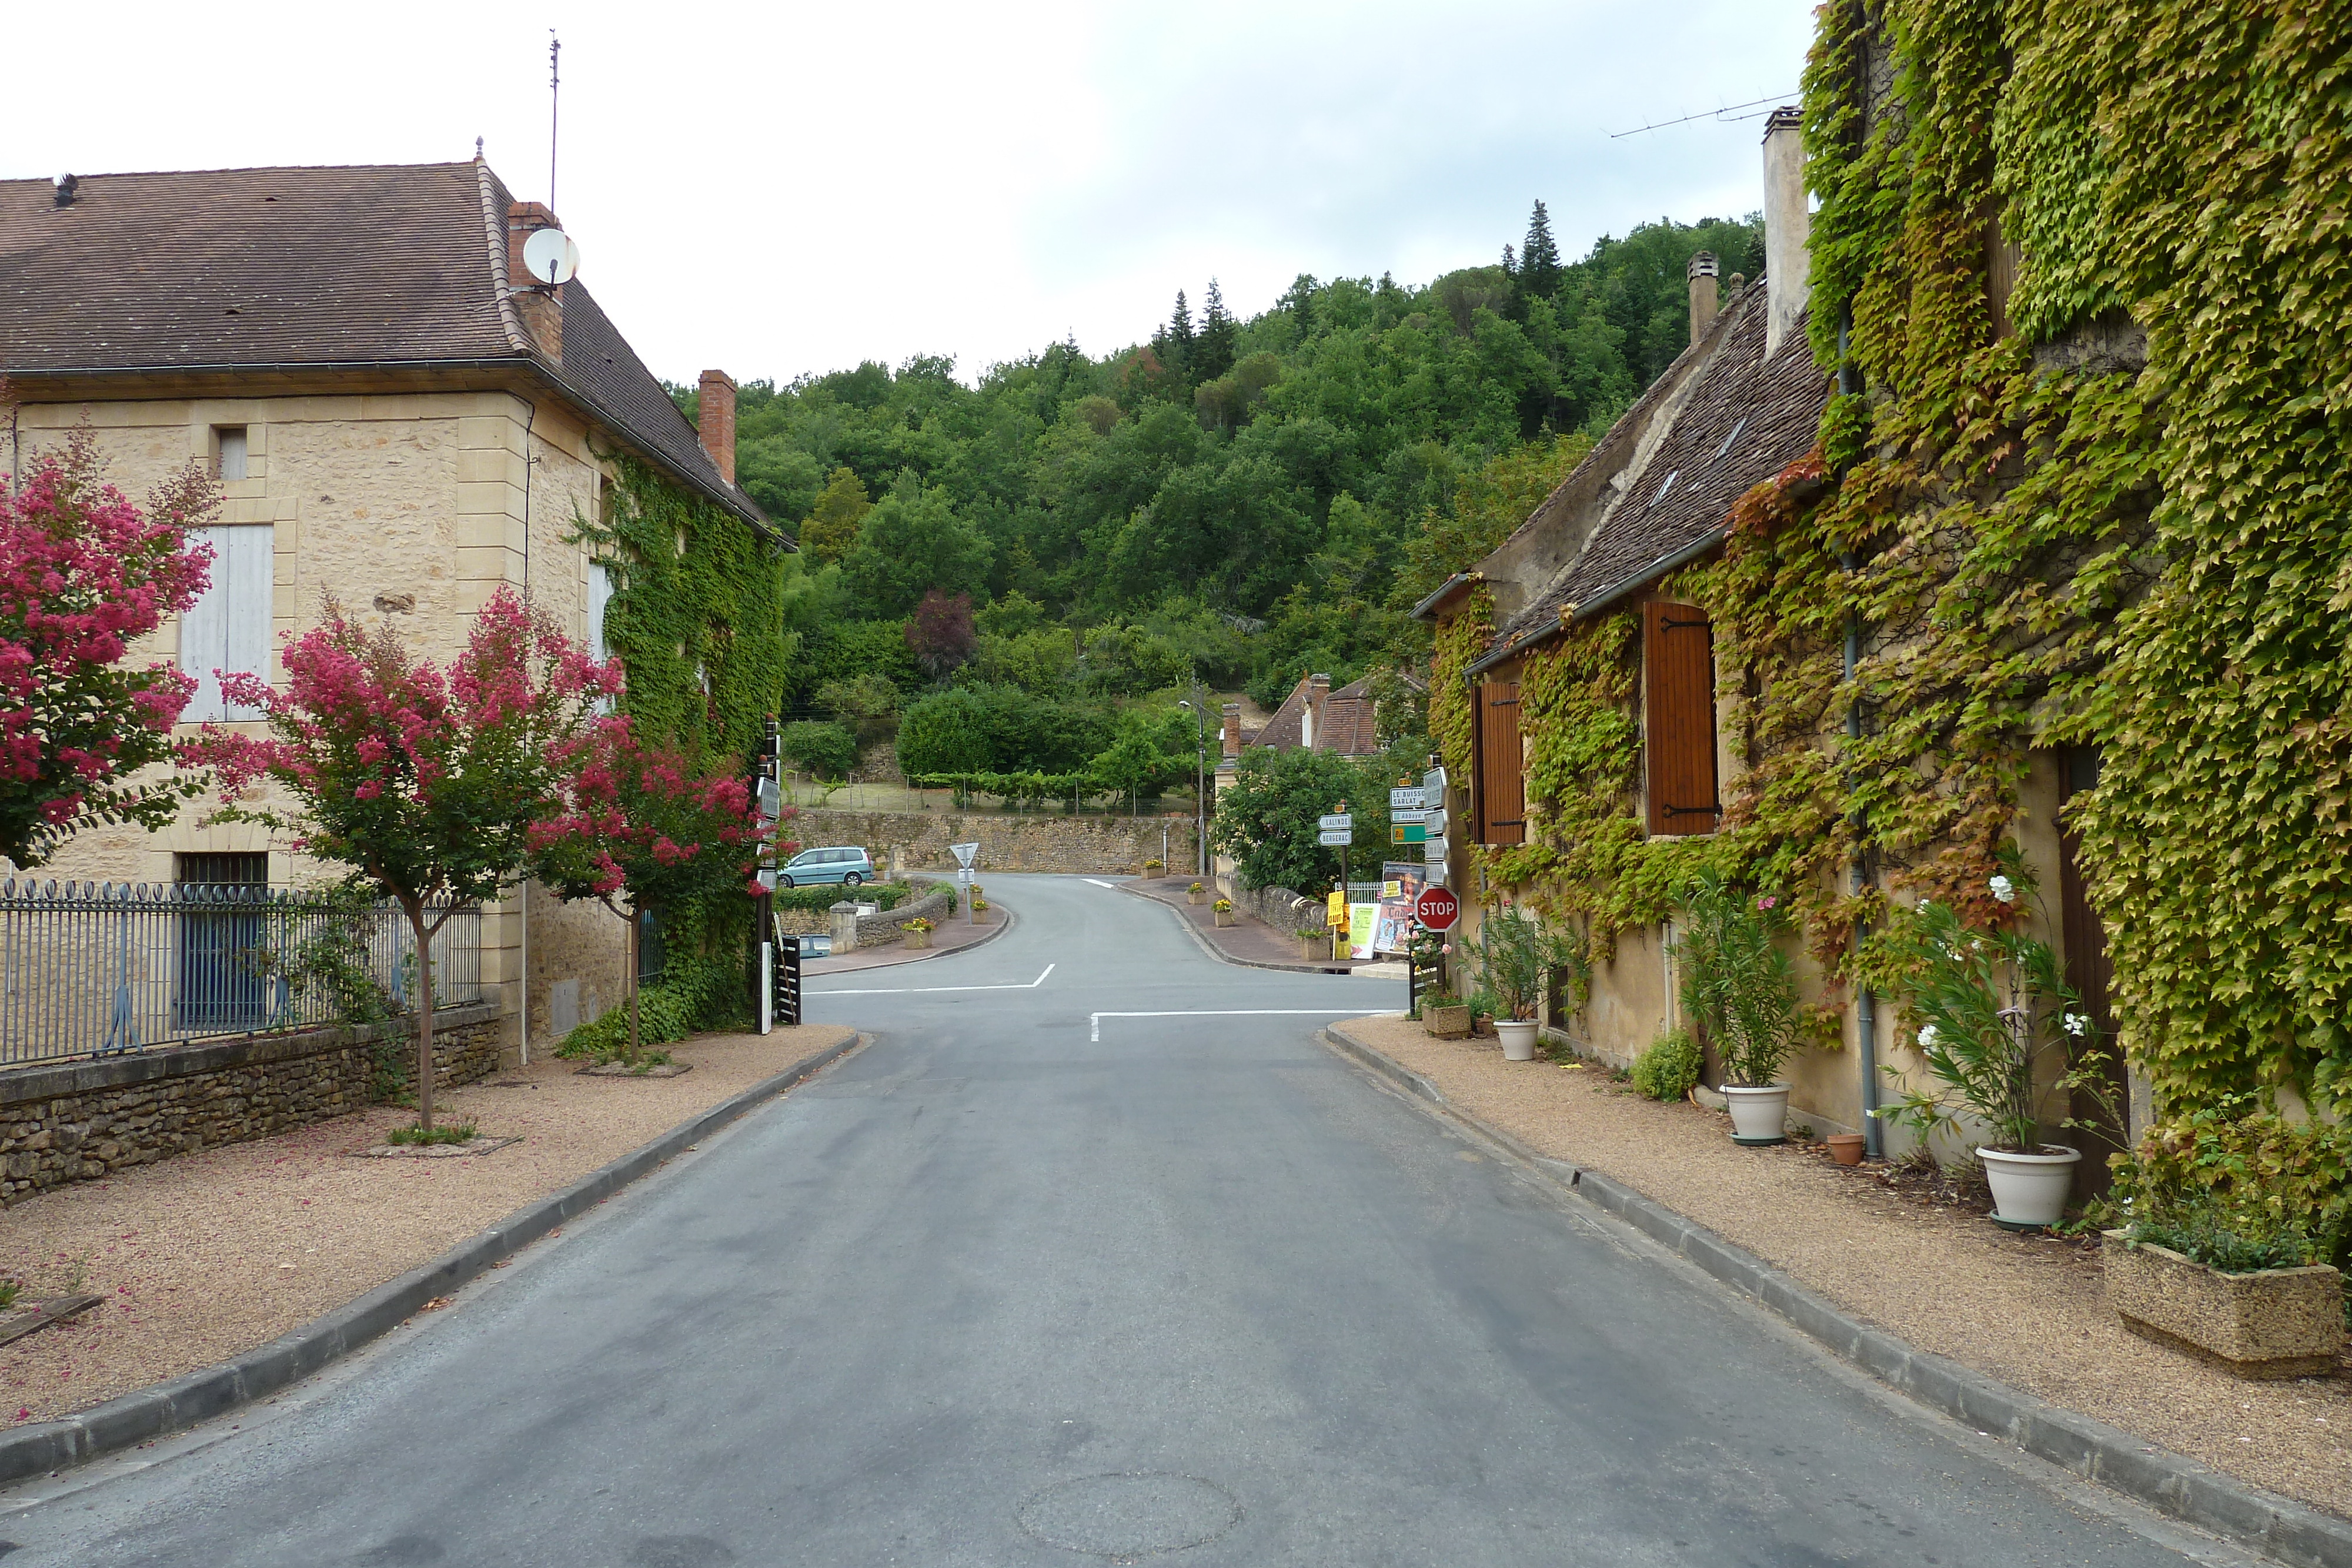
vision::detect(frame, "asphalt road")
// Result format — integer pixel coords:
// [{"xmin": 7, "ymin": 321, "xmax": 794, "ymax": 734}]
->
[{"xmin": 0, "ymin": 874, "xmax": 2252, "ymax": 1566}]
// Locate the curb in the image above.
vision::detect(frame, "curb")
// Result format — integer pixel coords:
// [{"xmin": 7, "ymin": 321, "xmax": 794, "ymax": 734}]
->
[
  {"xmin": 0, "ymin": 1027, "xmax": 867, "ymax": 1488},
  {"xmin": 1114, "ymin": 882, "xmax": 1357, "ymax": 976},
  {"xmin": 1320, "ymin": 1021, "xmax": 2352, "ymax": 1568},
  {"xmin": 802, "ymin": 892, "xmax": 1014, "ymax": 978}
]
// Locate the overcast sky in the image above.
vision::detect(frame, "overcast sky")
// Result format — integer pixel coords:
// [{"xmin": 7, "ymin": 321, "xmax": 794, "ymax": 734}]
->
[{"xmin": 8, "ymin": 2, "xmax": 1816, "ymax": 387}]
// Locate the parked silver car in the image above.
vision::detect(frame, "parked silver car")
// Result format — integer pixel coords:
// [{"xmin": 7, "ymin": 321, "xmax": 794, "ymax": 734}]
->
[{"xmin": 776, "ymin": 845, "xmax": 874, "ymax": 888}]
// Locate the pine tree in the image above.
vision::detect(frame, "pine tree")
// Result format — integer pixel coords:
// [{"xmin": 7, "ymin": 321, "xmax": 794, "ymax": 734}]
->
[
  {"xmin": 1520, "ymin": 200, "xmax": 1562, "ymax": 297},
  {"xmin": 799, "ymin": 467, "xmax": 872, "ymax": 564},
  {"xmin": 1501, "ymin": 242, "xmax": 1518, "ymax": 279},
  {"xmin": 1165, "ymin": 290, "xmax": 1196, "ymax": 375},
  {"xmin": 1195, "ymin": 279, "xmax": 1238, "ymax": 381}
]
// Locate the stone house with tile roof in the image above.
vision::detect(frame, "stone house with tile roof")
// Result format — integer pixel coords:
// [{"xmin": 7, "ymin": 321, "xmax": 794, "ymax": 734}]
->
[
  {"xmin": 0, "ymin": 157, "xmax": 779, "ymax": 1062},
  {"xmin": 1414, "ymin": 109, "xmax": 1845, "ymax": 1105}
]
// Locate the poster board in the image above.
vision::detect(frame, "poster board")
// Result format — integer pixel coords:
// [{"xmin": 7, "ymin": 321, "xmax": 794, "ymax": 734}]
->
[
  {"xmin": 1372, "ymin": 861, "xmax": 1427, "ymax": 955},
  {"xmin": 1347, "ymin": 902, "xmax": 1379, "ymax": 961}
]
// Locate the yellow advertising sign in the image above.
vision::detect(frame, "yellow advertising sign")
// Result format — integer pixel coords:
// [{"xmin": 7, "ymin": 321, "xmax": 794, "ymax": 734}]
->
[{"xmin": 1327, "ymin": 890, "xmax": 1348, "ymax": 928}]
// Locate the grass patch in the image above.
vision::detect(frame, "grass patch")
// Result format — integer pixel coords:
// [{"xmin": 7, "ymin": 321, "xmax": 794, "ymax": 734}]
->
[{"xmin": 386, "ymin": 1121, "xmax": 478, "ymax": 1146}]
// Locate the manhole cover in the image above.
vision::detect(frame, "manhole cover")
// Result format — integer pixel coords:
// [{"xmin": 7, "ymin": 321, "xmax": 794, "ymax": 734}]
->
[{"xmin": 1017, "ymin": 1473, "xmax": 1241, "ymax": 1559}]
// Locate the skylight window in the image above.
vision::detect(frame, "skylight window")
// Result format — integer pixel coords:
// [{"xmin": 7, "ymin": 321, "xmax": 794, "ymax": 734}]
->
[
  {"xmin": 1653, "ymin": 470, "xmax": 1679, "ymax": 506},
  {"xmin": 1713, "ymin": 416, "xmax": 1748, "ymax": 462}
]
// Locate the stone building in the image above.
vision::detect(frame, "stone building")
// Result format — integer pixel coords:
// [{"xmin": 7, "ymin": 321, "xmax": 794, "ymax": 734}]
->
[{"xmin": 0, "ymin": 156, "xmax": 776, "ymax": 1063}]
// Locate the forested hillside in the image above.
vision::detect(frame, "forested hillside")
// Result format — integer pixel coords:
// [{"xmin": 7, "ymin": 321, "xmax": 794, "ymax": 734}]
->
[{"xmin": 678, "ymin": 207, "xmax": 1760, "ymax": 786}]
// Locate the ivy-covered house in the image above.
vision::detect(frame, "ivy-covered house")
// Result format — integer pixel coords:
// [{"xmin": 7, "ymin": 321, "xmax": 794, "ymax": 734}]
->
[
  {"xmin": 1421, "ymin": 1, "xmax": 2349, "ymax": 1192},
  {"xmin": 0, "ymin": 156, "xmax": 793, "ymax": 1062}
]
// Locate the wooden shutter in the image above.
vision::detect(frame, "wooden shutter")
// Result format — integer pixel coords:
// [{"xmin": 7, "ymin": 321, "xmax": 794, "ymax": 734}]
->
[
  {"xmin": 1476, "ymin": 681, "xmax": 1525, "ymax": 845},
  {"xmin": 179, "ymin": 524, "xmax": 272, "ymax": 721},
  {"xmin": 1643, "ymin": 601, "xmax": 1719, "ymax": 837}
]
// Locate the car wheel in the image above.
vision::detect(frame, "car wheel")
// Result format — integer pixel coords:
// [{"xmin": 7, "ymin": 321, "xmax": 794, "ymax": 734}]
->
[
  {"xmin": 844, "ymin": 872, "xmax": 864, "ymax": 887},
  {"xmin": 778, "ymin": 875, "xmax": 795, "ymax": 889}
]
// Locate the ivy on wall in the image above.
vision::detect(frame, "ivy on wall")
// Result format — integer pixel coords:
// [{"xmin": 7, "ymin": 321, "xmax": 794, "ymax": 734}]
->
[
  {"xmin": 570, "ymin": 450, "xmax": 794, "ymax": 957},
  {"xmin": 1463, "ymin": 0, "xmax": 2352, "ymax": 1122},
  {"xmin": 1427, "ymin": 583, "xmax": 1493, "ymax": 781}
]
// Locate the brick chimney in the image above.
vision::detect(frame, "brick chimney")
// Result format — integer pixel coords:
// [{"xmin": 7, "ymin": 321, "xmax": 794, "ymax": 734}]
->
[
  {"xmin": 1221, "ymin": 701, "xmax": 1242, "ymax": 761},
  {"xmin": 698, "ymin": 370, "xmax": 738, "ymax": 486},
  {"xmin": 1687, "ymin": 252, "xmax": 1720, "ymax": 346},
  {"xmin": 1762, "ymin": 106, "xmax": 1811, "ymax": 358},
  {"xmin": 506, "ymin": 202, "xmax": 563, "ymax": 365}
]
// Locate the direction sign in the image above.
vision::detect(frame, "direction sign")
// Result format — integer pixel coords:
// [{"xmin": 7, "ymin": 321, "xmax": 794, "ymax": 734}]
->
[
  {"xmin": 1389, "ymin": 787, "xmax": 1425, "ymax": 810},
  {"xmin": 1415, "ymin": 885, "xmax": 1461, "ymax": 931},
  {"xmin": 1423, "ymin": 807, "xmax": 1448, "ymax": 838},
  {"xmin": 1391, "ymin": 823, "xmax": 1426, "ymax": 845},
  {"xmin": 1424, "ymin": 838, "xmax": 1448, "ymax": 864},
  {"xmin": 1318, "ymin": 829, "xmax": 1352, "ymax": 847},
  {"xmin": 1391, "ymin": 807, "xmax": 1425, "ymax": 825},
  {"xmin": 1317, "ymin": 813, "xmax": 1352, "ymax": 831}
]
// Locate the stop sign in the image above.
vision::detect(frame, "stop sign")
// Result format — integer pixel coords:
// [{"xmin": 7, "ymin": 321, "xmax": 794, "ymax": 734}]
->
[{"xmin": 1415, "ymin": 885, "xmax": 1459, "ymax": 931}]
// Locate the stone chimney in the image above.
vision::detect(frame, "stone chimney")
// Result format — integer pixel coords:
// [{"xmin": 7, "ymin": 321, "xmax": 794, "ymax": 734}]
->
[
  {"xmin": 506, "ymin": 202, "xmax": 564, "ymax": 364},
  {"xmin": 1304, "ymin": 673, "xmax": 1331, "ymax": 751},
  {"xmin": 1762, "ymin": 106, "xmax": 1811, "ymax": 358},
  {"xmin": 698, "ymin": 370, "xmax": 738, "ymax": 485},
  {"xmin": 1687, "ymin": 252, "xmax": 1720, "ymax": 347},
  {"xmin": 1221, "ymin": 701, "xmax": 1242, "ymax": 761}
]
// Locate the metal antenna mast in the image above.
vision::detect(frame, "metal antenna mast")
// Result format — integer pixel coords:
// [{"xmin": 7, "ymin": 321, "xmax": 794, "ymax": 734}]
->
[{"xmin": 548, "ymin": 31, "xmax": 562, "ymax": 210}]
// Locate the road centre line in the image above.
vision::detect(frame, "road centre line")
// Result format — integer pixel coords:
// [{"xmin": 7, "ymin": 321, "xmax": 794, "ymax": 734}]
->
[
  {"xmin": 810, "ymin": 964, "xmax": 1055, "ymax": 997},
  {"xmin": 1090, "ymin": 1008, "xmax": 1367, "ymax": 1041},
  {"xmin": 1083, "ymin": 878, "xmax": 1116, "ymax": 888}
]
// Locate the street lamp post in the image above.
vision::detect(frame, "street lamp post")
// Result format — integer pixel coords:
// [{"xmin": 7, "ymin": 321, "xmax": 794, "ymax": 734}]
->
[{"xmin": 1177, "ymin": 681, "xmax": 1208, "ymax": 878}]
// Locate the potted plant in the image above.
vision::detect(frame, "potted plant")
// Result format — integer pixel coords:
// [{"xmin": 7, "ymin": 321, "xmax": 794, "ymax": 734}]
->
[
  {"xmin": 1419, "ymin": 991, "xmax": 1472, "ymax": 1039},
  {"xmin": 1677, "ymin": 874, "xmax": 1804, "ymax": 1144},
  {"xmin": 901, "ymin": 915, "xmax": 934, "ymax": 950},
  {"xmin": 1877, "ymin": 880, "xmax": 2113, "ymax": 1227},
  {"xmin": 1142, "ymin": 857, "xmax": 1165, "ymax": 881},
  {"xmin": 970, "ymin": 891, "xmax": 990, "ymax": 920},
  {"xmin": 1212, "ymin": 897, "xmax": 1235, "ymax": 927},
  {"xmin": 1186, "ymin": 880, "xmax": 1208, "ymax": 906},
  {"xmin": 1297, "ymin": 924, "xmax": 1330, "ymax": 961},
  {"xmin": 1466, "ymin": 905, "xmax": 1585, "ymax": 1061},
  {"xmin": 2103, "ymin": 1201, "xmax": 2343, "ymax": 1378}
]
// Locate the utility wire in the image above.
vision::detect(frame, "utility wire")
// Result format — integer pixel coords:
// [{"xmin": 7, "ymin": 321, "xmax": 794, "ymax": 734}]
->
[{"xmin": 1610, "ymin": 93, "xmax": 1798, "ymax": 139}]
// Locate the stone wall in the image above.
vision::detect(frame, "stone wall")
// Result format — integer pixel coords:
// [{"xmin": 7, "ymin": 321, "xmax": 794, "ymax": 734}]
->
[
  {"xmin": 0, "ymin": 1004, "xmax": 500, "ymax": 1205},
  {"xmin": 850, "ymin": 886, "xmax": 953, "ymax": 947},
  {"xmin": 1220, "ymin": 879, "xmax": 1319, "ymax": 935},
  {"xmin": 793, "ymin": 810, "xmax": 1198, "ymax": 877}
]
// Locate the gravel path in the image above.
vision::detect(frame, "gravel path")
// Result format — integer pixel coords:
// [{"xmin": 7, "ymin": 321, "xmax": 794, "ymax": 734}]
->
[
  {"xmin": 1, "ymin": 1024, "xmax": 854, "ymax": 1426},
  {"xmin": 1338, "ymin": 1012, "xmax": 2352, "ymax": 1520}
]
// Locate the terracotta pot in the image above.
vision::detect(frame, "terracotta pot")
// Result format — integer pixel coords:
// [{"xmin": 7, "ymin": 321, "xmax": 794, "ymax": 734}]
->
[
  {"xmin": 1826, "ymin": 1133, "xmax": 1866, "ymax": 1166},
  {"xmin": 1472, "ymin": 1016, "xmax": 1497, "ymax": 1038}
]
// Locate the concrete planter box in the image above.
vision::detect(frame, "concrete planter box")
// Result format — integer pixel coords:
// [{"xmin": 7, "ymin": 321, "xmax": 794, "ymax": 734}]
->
[
  {"xmin": 1186, "ymin": 889, "xmax": 1208, "ymax": 906},
  {"xmin": 2103, "ymin": 1231, "xmax": 2345, "ymax": 1379},
  {"xmin": 1299, "ymin": 934, "xmax": 1329, "ymax": 961},
  {"xmin": 1213, "ymin": 910, "xmax": 1236, "ymax": 927},
  {"xmin": 1421, "ymin": 1004, "xmax": 1471, "ymax": 1039},
  {"xmin": 901, "ymin": 931, "xmax": 930, "ymax": 950}
]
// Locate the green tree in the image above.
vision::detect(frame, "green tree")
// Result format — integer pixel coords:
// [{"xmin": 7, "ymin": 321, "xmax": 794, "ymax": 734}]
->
[
  {"xmin": 1210, "ymin": 748, "xmax": 1393, "ymax": 892},
  {"xmin": 838, "ymin": 474, "xmax": 992, "ymax": 618},
  {"xmin": 799, "ymin": 467, "xmax": 873, "ymax": 564},
  {"xmin": 1195, "ymin": 278, "xmax": 1238, "ymax": 381},
  {"xmin": 896, "ymin": 688, "xmax": 994, "ymax": 775},
  {"xmin": 1519, "ymin": 200, "xmax": 1563, "ymax": 298},
  {"xmin": 777, "ymin": 720, "xmax": 856, "ymax": 780}
]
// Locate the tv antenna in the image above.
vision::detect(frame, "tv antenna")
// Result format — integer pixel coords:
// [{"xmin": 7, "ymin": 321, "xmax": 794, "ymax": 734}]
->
[
  {"xmin": 548, "ymin": 31, "xmax": 562, "ymax": 209},
  {"xmin": 1610, "ymin": 92, "xmax": 1796, "ymax": 139}
]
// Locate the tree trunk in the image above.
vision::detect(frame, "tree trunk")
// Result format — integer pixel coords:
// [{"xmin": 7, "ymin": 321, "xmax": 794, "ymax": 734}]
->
[
  {"xmin": 626, "ymin": 897, "xmax": 641, "ymax": 1065},
  {"xmin": 406, "ymin": 897, "xmax": 436, "ymax": 1133}
]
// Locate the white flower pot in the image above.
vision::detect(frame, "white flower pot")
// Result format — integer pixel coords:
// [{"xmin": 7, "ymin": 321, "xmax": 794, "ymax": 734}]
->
[
  {"xmin": 1496, "ymin": 1019, "xmax": 1540, "ymax": 1061},
  {"xmin": 1977, "ymin": 1144, "xmax": 2080, "ymax": 1229},
  {"xmin": 1722, "ymin": 1084, "xmax": 1790, "ymax": 1145}
]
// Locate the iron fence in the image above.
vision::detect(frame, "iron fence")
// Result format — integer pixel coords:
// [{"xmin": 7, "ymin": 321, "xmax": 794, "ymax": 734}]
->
[{"xmin": 0, "ymin": 879, "xmax": 484, "ymax": 1068}]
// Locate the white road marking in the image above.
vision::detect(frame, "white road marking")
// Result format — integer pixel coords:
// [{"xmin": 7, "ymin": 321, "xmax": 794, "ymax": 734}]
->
[
  {"xmin": 1089, "ymin": 1008, "xmax": 1365, "ymax": 1041},
  {"xmin": 1084, "ymin": 878, "xmax": 1116, "ymax": 888},
  {"xmin": 813, "ymin": 963, "xmax": 1055, "ymax": 997}
]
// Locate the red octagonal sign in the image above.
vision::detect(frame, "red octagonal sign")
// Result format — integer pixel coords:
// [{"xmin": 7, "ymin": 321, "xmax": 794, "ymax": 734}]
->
[{"xmin": 1415, "ymin": 885, "xmax": 1460, "ymax": 931}]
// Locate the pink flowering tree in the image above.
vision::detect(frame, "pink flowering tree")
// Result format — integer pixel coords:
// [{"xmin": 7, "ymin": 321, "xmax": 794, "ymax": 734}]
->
[
  {"xmin": 1, "ymin": 431, "xmax": 215, "ymax": 865},
  {"xmin": 527, "ymin": 716, "xmax": 783, "ymax": 1061},
  {"xmin": 188, "ymin": 590, "xmax": 617, "ymax": 1131}
]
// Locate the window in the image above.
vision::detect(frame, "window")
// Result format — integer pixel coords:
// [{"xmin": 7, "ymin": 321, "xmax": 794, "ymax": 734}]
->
[
  {"xmin": 179, "ymin": 525, "xmax": 273, "ymax": 721},
  {"xmin": 216, "ymin": 427, "xmax": 248, "ymax": 482},
  {"xmin": 1643, "ymin": 601, "xmax": 1720, "ymax": 837},
  {"xmin": 1472, "ymin": 680, "xmax": 1525, "ymax": 845},
  {"xmin": 173, "ymin": 852, "xmax": 269, "ymax": 1029},
  {"xmin": 587, "ymin": 559, "xmax": 614, "ymax": 662}
]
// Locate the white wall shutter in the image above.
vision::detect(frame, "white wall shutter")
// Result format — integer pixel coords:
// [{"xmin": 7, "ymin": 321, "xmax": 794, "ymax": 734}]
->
[
  {"xmin": 180, "ymin": 525, "xmax": 273, "ymax": 721},
  {"xmin": 587, "ymin": 560, "xmax": 614, "ymax": 663}
]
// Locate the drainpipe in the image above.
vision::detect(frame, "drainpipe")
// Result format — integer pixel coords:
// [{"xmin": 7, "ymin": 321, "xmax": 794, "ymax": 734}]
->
[{"xmin": 1837, "ymin": 312, "xmax": 1880, "ymax": 1156}]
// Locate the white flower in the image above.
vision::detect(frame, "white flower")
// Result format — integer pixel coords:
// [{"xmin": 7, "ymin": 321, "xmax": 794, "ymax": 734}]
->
[
  {"xmin": 1989, "ymin": 875, "xmax": 2016, "ymax": 904},
  {"xmin": 1917, "ymin": 1024, "xmax": 1939, "ymax": 1048},
  {"xmin": 2063, "ymin": 1013, "xmax": 2089, "ymax": 1037}
]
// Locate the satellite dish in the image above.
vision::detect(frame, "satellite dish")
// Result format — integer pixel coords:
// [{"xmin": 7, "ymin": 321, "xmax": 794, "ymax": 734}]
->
[{"xmin": 521, "ymin": 227, "xmax": 581, "ymax": 285}]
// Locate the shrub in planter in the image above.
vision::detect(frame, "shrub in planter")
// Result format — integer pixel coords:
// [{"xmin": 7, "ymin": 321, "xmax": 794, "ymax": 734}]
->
[
  {"xmin": 1419, "ymin": 991, "xmax": 1472, "ymax": 1039},
  {"xmin": 1631, "ymin": 1029, "xmax": 1703, "ymax": 1103},
  {"xmin": 901, "ymin": 915, "xmax": 934, "ymax": 949},
  {"xmin": 1675, "ymin": 873, "xmax": 1805, "ymax": 1143},
  {"xmin": 1877, "ymin": 882, "xmax": 2113, "ymax": 1227},
  {"xmin": 1465, "ymin": 906, "xmax": 1585, "ymax": 1061},
  {"xmin": 1187, "ymin": 881, "xmax": 1208, "ymax": 905},
  {"xmin": 1212, "ymin": 897, "xmax": 1235, "ymax": 927},
  {"xmin": 1142, "ymin": 858, "xmax": 1165, "ymax": 880},
  {"xmin": 2104, "ymin": 1202, "xmax": 2344, "ymax": 1378}
]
